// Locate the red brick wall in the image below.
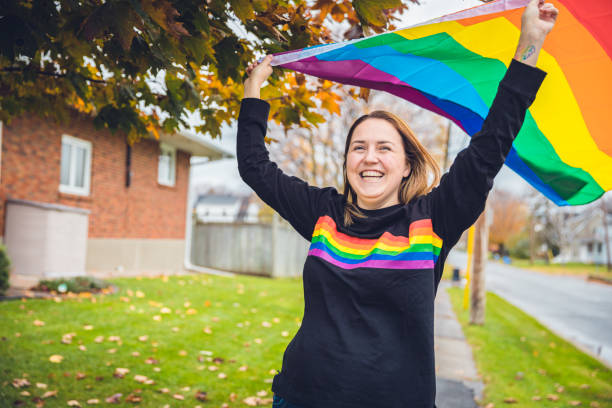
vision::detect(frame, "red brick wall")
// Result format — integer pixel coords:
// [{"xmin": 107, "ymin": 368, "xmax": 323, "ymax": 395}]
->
[{"xmin": 0, "ymin": 114, "xmax": 190, "ymax": 239}]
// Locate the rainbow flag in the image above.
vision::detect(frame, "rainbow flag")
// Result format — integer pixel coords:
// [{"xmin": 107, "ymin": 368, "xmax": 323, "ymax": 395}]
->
[
  {"xmin": 309, "ymin": 216, "xmax": 442, "ymax": 270},
  {"xmin": 272, "ymin": 0, "xmax": 612, "ymax": 206}
]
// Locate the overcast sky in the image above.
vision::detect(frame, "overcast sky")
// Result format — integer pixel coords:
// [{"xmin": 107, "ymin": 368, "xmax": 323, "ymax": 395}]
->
[{"xmin": 191, "ymin": 0, "xmax": 533, "ymax": 198}]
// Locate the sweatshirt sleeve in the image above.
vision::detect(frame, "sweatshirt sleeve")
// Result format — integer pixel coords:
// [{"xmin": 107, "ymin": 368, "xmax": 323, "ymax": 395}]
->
[
  {"xmin": 237, "ymin": 98, "xmax": 337, "ymax": 241},
  {"xmin": 428, "ymin": 59, "xmax": 547, "ymax": 248}
]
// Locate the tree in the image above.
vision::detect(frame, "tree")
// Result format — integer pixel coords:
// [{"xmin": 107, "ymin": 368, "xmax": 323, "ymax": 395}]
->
[
  {"xmin": 488, "ymin": 189, "xmax": 529, "ymax": 255},
  {"xmin": 0, "ymin": 0, "xmax": 415, "ymax": 144}
]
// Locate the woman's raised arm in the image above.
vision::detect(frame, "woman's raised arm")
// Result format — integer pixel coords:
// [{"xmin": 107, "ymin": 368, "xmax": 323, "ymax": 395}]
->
[
  {"xmin": 237, "ymin": 56, "xmax": 337, "ymax": 241},
  {"xmin": 427, "ymin": 0, "xmax": 558, "ymax": 251}
]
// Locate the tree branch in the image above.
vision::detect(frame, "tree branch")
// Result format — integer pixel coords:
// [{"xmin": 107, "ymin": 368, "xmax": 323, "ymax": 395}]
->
[{"xmin": 0, "ymin": 67, "xmax": 107, "ymax": 84}]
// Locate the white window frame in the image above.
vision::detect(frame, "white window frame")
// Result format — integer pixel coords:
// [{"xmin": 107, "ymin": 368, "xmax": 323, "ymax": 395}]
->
[
  {"xmin": 59, "ymin": 134, "xmax": 92, "ymax": 196},
  {"xmin": 158, "ymin": 142, "xmax": 176, "ymax": 187}
]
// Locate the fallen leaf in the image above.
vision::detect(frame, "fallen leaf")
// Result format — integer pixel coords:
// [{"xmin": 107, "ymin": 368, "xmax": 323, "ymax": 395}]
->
[
  {"xmin": 153, "ymin": 315, "xmax": 161, "ymax": 321},
  {"xmin": 557, "ymin": 386, "xmax": 565, "ymax": 393},
  {"xmin": 76, "ymin": 373, "xmax": 86, "ymax": 380},
  {"xmin": 195, "ymin": 390, "xmax": 208, "ymax": 401},
  {"xmin": 256, "ymin": 390, "xmax": 268, "ymax": 397},
  {"xmin": 547, "ymin": 394, "xmax": 559, "ymax": 401},
  {"xmin": 20, "ymin": 390, "xmax": 30, "ymax": 396},
  {"xmin": 239, "ymin": 365, "xmax": 248, "ymax": 371},
  {"xmin": 172, "ymin": 394, "xmax": 184, "ymax": 400},
  {"xmin": 262, "ymin": 322, "xmax": 272, "ymax": 328},
  {"xmin": 79, "ymin": 345, "xmax": 87, "ymax": 351},
  {"xmin": 138, "ymin": 335, "xmax": 148, "ymax": 342},
  {"xmin": 532, "ymin": 396, "xmax": 541, "ymax": 401},
  {"xmin": 67, "ymin": 400, "xmax": 81, "ymax": 407},
  {"xmin": 569, "ymin": 402, "xmax": 582, "ymax": 406},
  {"xmin": 229, "ymin": 392, "xmax": 237, "ymax": 402},
  {"xmin": 158, "ymin": 388, "xmax": 170, "ymax": 393},
  {"xmin": 186, "ymin": 308, "xmax": 197, "ymax": 315},
  {"xmin": 83, "ymin": 325, "xmax": 94, "ymax": 330},
  {"xmin": 105, "ymin": 393, "xmax": 122, "ymax": 404},
  {"xmin": 281, "ymin": 331, "xmax": 289, "ymax": 337},
  {"xmin": 160, "ymin": 307, "xmax": 172, "ymax": 314},
  {"xmin": 33, "ymin": 320, "xmax": 45, "ymax": 327},
  {"xmin": 203, "ymin": 327, "xmax": 212, "ymax": 334},
  {"xmin": 135, "ymin": 290, "xmax": 145, "ymax": 298},
  {"xmin": 178, "ymin": 350, "xmax": 187, "ymax": 356},
  {"xmin": 49, "ymin": 355, "xmax": 63, "ymax": 363},
  {"xmin": 12, "ymin": 378, "xmax": 30, "ymax": 388},
  {"xmin": 145, "ymin": 357, "xmax": 158, "ymax": 365},
  {"xmin": 171, "ymin": 327, "xmax": 180, "ymax": 332},
  {"xmin": 273, "ymin": 317, "xmax": 280, "ymax": 323},
  {"xmin": 208, "ymin": 365, "xmax": 218, "ymax": 371},
  {"xmin": 86, "ymin": 398, "xmax": 99, "ymax": 404},
  {"xmin": 218, "ymin": 373, "xmax": 227, "ymax": 379},
  {"xmin": 580, "ymin": 384, "xmax": 590, "ymax": 389},
  {"xmin": 42, "ymin": 390, "xmax": 58, "ymax": 399},
  {"xmin": 254, "ymin": 338, "xmax": 262, "ymax": 344},
  {"xmin": 131, "ymin": 351, "xmax": 140, "ymax": 357},
  {"xmin": 113, "ymin": 368, "xmax": 129, "ymax": 378},
  {"xmin": 94, "ymin": 336, "xmax": 104, "ymax": 343},
  {"xmin": 134, "ymin": 375, "xmax": 148, "ymax": 383},
  {"xmin": 107, "ymin": 348, "xmax": 117, "ymax": 354},
  {"xmin": 125, "ymin": 394, "xmax": 142, "ymax": 403},
  {"xmin": 108, "ymin": 336, "xmax": 121, "ymax": 343},
  {"xmin": 503, "ymin": 397, "xmax": 518, "ymax": 404}
]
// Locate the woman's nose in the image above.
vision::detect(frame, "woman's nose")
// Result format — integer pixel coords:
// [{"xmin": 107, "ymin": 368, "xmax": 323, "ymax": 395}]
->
[{"xmin": 364, "ymin": 147, "xmax": 378, "ymax": 163}]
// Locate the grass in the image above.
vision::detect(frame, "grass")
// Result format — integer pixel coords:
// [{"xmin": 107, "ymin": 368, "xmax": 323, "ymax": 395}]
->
[
  {"xmin": 447, "ymin": 287, "xmax": 612, "ymax": 407},
  {"xmin": 503, "ymin": 258, "xmax": 612, "ymax": 282},
  {"xmin": 0, "ymin": 273, "xmax": 304, "ymax": 407}
]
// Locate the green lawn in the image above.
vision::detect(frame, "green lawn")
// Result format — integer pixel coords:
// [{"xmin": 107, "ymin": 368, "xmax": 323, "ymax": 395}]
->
[
  {"xmin": 505, "ymin": 258, "xmax": 612, "ymax": 282},
  {"xmin": 447, "ymin": 287, "xmax": 612, "ymax": 407},
  {"xmin": 0, "ymin": 273, "xmax": 304, "ymax": 407}
]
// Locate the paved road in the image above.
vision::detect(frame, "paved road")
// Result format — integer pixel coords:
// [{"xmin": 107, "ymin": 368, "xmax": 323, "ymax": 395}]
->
[{"xmin": 447, "ymin": 250, "xmax": 612, "ymax": 368}]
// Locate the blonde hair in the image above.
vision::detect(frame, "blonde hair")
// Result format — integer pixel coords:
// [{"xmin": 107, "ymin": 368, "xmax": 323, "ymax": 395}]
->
[{"xmin": 342, "ymin": 111, "xmax": 441, "ymax": 226}]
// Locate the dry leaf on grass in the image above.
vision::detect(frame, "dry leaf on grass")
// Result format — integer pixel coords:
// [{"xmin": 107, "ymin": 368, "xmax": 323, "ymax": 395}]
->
[
  {"xmin": 105, "ymin": 393, "xmax": 122, "ymax": 404},
  {"xmin": 33, "ymin": 320, "xmax": 45, "ymax": 326},
  {"xmin": 49, "ymin": 355, "xmax": 63, "ymax": 363},
  {"xmin": 67, "ymin": 400, "xmax": 81, "ymax": 407},
  {"xmin": 41, "ymin": 390, "xmax": 58, "ymax": 399}
]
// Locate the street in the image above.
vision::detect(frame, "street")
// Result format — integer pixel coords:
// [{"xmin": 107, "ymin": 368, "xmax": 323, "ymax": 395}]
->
[{"xmin": 446, "ymin": 250, "xmax": 612, "ymax": 368}]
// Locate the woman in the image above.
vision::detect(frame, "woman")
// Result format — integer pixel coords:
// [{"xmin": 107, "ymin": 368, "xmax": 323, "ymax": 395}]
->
[{"xmin": 237, "ymin": 1, "xmax": 558, "ymax": 407}]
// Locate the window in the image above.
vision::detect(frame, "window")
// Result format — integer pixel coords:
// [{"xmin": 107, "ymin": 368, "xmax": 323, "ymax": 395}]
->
[
  {"xmin": 59, "ymin": 135, "xmax": 92, "ymax": 196},
  {"xmin": 158, "ymin": 142, "xmax": 176, "ymax": 186}
]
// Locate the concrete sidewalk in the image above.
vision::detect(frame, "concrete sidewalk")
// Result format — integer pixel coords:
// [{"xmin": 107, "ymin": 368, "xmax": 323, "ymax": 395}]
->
[{"xmin": 434, "ymin": 281, "xmax": 483, "ymax": 408}]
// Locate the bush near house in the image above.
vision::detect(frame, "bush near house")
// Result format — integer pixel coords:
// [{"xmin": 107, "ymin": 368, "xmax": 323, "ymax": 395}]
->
[
  {"xmin": 0, "ymin": 244, "xmax": 10, "ymax": 296},
  {"xmin": 31, "ymin": 276, "xmax": 111, "ymax": 294}
]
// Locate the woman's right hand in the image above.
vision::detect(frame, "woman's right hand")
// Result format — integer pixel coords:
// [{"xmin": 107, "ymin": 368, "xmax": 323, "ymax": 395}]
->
[{"xmin": 244, "ymin": 55, "xmax": 274, "ymax": 99}]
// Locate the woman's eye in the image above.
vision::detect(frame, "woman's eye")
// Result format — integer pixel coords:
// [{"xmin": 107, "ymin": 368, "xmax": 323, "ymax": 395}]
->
[
  {"xmin": 353, "ymin": 145, "xmax": 365, "ymax": 151},
  {"xmin": 379, "ymin": 146, "xmax": 391, "ymax": 151}
]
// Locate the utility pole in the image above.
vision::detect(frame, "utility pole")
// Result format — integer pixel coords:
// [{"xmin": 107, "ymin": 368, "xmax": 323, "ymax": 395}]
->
[
  {"xmin": 470, "ymin": 203, "xmax": 490, "ymax": 325},
  {"xmin": 602, "ymin": 195, "xmax": 611, "ymax": 271}
]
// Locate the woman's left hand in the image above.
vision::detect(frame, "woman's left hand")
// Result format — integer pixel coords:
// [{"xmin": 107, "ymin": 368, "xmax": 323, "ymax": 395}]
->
[{"xmin": 521, "ymin": 0, "xmax": 559, "ymax": 41}]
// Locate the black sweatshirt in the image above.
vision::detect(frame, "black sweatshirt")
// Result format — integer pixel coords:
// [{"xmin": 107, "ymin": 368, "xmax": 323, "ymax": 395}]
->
[{"xmin": 237, "ymin": 59, "xmax": 546, "ymax": 408}]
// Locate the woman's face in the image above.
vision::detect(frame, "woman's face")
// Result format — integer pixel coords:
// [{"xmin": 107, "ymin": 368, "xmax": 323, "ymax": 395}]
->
[{"xmin": 346, "ymin": 118, "xmax": 411, "ymax": 210}]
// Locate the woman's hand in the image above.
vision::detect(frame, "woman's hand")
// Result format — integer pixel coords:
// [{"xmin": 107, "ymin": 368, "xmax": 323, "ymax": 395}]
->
[
  {"xmin": 244, "ymin": 55, "xmax": 274, "ymax": 99},
  {"xmin": 513, "ymin": 0, "xmax": 558, "ymax": 66}
]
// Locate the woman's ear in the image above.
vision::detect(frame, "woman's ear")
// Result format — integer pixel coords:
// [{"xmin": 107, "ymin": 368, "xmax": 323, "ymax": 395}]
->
[{"xmin": 403, "ymin": 162, "xmax": 411, "ymax": 178}]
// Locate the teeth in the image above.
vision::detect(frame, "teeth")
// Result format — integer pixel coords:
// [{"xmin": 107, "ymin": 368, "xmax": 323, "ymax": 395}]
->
[{"xmin": 361, "ymin": 171, "xmax": 383, "ymax": 177}]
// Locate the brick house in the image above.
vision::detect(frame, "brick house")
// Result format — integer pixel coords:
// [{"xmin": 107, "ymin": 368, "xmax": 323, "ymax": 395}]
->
[{"xmin": 0, "ymin": 113, "xmax": 231, "ymax": 288}]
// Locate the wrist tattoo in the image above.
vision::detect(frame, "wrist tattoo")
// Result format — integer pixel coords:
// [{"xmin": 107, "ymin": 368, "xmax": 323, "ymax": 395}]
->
[{"xmin": 521, "ymin": 45, "xmax": 536, "ymax": 61}]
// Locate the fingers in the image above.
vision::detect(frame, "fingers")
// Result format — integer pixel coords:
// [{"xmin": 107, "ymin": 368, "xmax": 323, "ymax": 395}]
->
[{"xmin": 246, "ymin": 55, "xmax": 273, "ymax": 77}]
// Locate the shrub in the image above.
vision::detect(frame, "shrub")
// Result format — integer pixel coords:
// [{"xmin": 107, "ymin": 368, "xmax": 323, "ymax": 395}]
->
[
  {"xmin": 509, "ymin": 237, "xmax": 531, "ymax": 260},
  {"xmin": 31, "ymin": 276, "xmax": 111, "ymax": 294},
  {"xmin": 0, "ymin": 244, "xmax": 10, "ymax": 296}
]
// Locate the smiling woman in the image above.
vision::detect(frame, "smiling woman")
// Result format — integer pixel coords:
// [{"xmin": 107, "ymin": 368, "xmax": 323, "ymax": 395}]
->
[
  {"xmin": 236, "ymin": 1, "xmax": 557, "ymax": 406},
  {"xmin": 343, "ymin": 111, "xmax": 440, "ymax": 225}
]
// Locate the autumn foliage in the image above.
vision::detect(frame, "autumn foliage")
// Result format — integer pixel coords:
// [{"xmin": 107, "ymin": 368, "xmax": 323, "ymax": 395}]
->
[{"xmin": 0, "ymin": 0, "xmax": 414, "ymax": 143}]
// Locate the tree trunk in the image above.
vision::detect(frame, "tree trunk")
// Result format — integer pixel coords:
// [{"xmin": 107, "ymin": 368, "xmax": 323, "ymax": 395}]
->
[{"xmin": 470, "ymin": 205, "xmax": 489, "ymax": 325}]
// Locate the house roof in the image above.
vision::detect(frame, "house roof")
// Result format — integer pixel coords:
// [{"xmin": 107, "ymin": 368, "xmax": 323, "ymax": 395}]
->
[
  {"xmin": 156, "ymin": 130, "xmax": 234, "ymax": 160},
  {"xmin": 195, "ymin": 194, "xmax": 243, "ymax": 206}
]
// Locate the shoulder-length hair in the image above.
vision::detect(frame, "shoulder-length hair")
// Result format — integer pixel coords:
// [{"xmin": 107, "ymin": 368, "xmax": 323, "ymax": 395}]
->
[{"xmin": 342, "ymin": 110, "xmax": 441, "ymax": 226}]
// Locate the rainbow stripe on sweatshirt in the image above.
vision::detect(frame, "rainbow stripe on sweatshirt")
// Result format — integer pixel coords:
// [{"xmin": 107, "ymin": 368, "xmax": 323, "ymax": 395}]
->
[{"xmin": 308, "ymin": 216, "xmax": 443, "ymax": 270}]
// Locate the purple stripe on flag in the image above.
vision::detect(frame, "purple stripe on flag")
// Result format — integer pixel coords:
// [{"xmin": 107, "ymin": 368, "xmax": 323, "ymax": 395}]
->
[
  {"xmin": 279, "ymin": 57, "xmax": 468, "ymax": 133},
  {"xmin": 308, "ymin": 249, "xmax": 434, "ymax": 270}
]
